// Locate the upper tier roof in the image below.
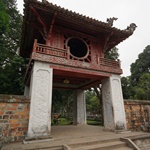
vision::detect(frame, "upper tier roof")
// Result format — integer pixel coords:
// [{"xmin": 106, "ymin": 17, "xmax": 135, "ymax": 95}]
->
[{"xmin": 20, "ymin": 0, "xmax": 136, "ymax": 57}]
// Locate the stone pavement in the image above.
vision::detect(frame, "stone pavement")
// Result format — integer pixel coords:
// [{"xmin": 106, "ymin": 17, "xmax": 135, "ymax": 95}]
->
[{"xmin": 2, "ymin": 125, "xmax": 149, "ymax": 150}]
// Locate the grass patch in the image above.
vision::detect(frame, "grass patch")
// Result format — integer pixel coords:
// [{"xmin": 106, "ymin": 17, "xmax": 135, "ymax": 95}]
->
[
  {"xmin": 52, "ymin": 118, "xmax": 102, "ymax": 126},
  {"xmin": 52, "ymin": 117, "xmax": 71, "ymax": 126},
  {"xmin": 87, "ymin": 120, "xmax": 101, "ymax": 126}
]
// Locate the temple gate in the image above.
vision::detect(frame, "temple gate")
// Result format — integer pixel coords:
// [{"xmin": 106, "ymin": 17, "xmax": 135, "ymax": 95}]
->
[{"xmin": 20, "ymin": 0, "xmax": 136, "ymax": 139}]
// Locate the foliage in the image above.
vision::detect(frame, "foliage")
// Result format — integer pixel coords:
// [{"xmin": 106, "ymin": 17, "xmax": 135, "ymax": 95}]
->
[
  {"xmin": 130, "ymin": 45, "xmax": 150, "ymax": 86},
  {"xmin": 0, "ymin": 0, "xmax": 9, "ymax": 35},
  {"xmin": 121, "ymin": 76, "xmax": 133, "ymax": 99},
  {"xmin": 87, "ymin": 120, "xmax": 101, "ymax": 126},
  {"xmin": 122, "ymin": 45, "xmax": 150, "ymax": 100},
  {"xmin": 0, "ymin": 56, "xmax": 26, "ymax": 94},
  {"xmin": 104, "ymin": 47, "xmax": 119, "ymax": 60},
  {"xmin": 86, "ymin": 90, "xmax": 99, "ymax": 113},
  {"xmin": 52, "ymin": 89, "xmax": 73, "ymax": 120},
  {"xmin": 133, "ymin": 73, "xmax": 150, "ymax": 100},
  {"xmin": 0, "ymin": 0, "xmax": 26, "ymax": 94}
]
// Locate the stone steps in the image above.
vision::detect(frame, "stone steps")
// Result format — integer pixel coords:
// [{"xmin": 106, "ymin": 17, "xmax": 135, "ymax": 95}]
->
[
  {"xmin": 139, "ymin": 144, "xmax": 150, "ymax": 150},
  {"xmin": 69, "ymin": 139, "xmax": 132, "ymax": 150},
  {"xmin": 118, "ymin": 148, "xmax": 133, "ymax": 150},
  {"xmin": 68, "ymin": 138, "xmax": 119, "ymax": 148},
  {"xmin": 24, "ymin": 138, "xmax": 133, "ymax": 150},
  {"xmin": 72, "ymin": 141, "xmax": 129, "ymax": 150},
  {"xmin": 25, "ymin": 143, "xmax": 132, "ymax": 150},
  {"xmin": 26, "ymin": 145, "xmax": 63, "ymax": 150}
]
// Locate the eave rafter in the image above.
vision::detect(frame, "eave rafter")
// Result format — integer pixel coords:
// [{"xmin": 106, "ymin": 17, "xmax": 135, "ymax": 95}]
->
[
  {"xmin": 29, "ymin": 5, "xmax": 57, "ymax": 41},
  {"xmin": 102, "ymin": 32, "xmax": 113, "ymax": 53},
  {"xmin": 47, "ymin": 12, "xmax": 57, "ymax": 42},
  {"xmin": 30, "ymin": 5, "xmax": 47, "ymax": 40}
]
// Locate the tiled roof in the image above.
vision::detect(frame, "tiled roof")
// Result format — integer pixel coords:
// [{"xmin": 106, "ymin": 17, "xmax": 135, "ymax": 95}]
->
[
  {"xmin": 20, "ymin": 0, "xmax": 135, "ymax": 57},
  {"xmin": 25, "ymin": 0, "xmax": 132, "ymax": 34}
]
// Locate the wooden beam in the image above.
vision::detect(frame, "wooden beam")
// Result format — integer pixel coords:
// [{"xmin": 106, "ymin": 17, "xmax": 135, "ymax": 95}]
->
[
  {"xmin": 103, "ymin": 32, "xmax": 113, "ymax": 52},
  {"xmin": 30, "ymin": 5, "xmax": 47, "ymax": 40},
  {"xmin": 46, "ymin": 12, "xmax": 57, "ymax": 45}
]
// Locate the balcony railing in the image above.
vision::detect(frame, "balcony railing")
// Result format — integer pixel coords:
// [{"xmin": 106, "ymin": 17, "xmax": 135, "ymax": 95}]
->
[
  {"xmin": 99, "ymin": 57, "xmax": 120, "ymax": 68},
  {"xmin": 32, "ymin": 40, "xmax": 120, "ymax": 68},
  {"xmin": 24, "ymin": 40, "xmax": 121, "ymax": 84},
  {"xmin": 33, "ymin": 43, "xmax": 68, "ymax": 58}
]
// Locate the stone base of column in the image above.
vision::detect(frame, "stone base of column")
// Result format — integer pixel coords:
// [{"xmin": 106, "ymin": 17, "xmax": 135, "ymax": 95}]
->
[{"xmin": 23, "ymin": 135, "xmax": 53, "ymax": 144}]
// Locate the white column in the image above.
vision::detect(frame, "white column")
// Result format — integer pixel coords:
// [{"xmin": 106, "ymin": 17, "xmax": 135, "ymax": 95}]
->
[
  {"xmin": 102, "ymin": 74, "xmax": 126, "ymax": 131},
  {"xmin": 27, "ymin": 61, "xmax": 53, "ymax": 138},
  {"xmin": 24, "ymin": 86, "xmax": 30, "ymax": 98},
  {"xmin": 73, "ymin": 91, "xmax": 77, "ymax": 125},
  {"xmin": 73, "ymin": 90, "xmax": 86, "ymax": 125}
]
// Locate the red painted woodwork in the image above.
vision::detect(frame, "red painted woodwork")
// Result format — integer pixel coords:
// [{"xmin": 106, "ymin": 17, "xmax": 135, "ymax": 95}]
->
[
  {"xmin": 21, "ymin": 1, "xmax": 134, "ymax": 89},
  {"xmin": 24, "ymin": 39, "xmax": 122, "ymax": 89}
]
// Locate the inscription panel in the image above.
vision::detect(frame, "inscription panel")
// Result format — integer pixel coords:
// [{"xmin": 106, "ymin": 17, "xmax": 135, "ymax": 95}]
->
[
  {"xmin": 27, "ymin": 61, "xmax": 53, "ymax": 138},
  {"xmin": 32, "ymin": 69, "xmax": 50, "ymax": 133},
  {"xmin": 102, "ymin": 79, "xmax": 114, "ymax": 130},
  {"xmin": 111, "ymin": 76, "xmax": 126, "ymax": 130}
]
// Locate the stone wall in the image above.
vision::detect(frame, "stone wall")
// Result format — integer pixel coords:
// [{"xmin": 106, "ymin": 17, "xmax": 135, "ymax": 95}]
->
[
  {"xmin": 124, "ymin": 100, "xmax": 150, "ymax": 132},
  {"xmin": 0, "ymin": 94, "xmax": 30, "ymax": 145}
]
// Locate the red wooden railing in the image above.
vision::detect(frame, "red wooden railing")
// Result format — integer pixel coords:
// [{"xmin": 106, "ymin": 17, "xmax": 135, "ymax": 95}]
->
[
  {"xmin": 33, "ymin": 40, "xmax": 68, "ymax": 58},
  {"xmin": 99, "ymin": 57, "xmax": 120, "ymax": 68},
  {"xmin": 32, "ymin": 40, "xmax": 120, "ymax": 68}
]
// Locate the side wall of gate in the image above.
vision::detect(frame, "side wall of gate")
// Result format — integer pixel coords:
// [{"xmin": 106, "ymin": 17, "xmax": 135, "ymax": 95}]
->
[
  {"xmin": 124, "ymin": 100, "xmax": 150, "ymax": 132},
  {"xmin": 0, "ymin": 95, "xmax": 150, "ymax": 144}
]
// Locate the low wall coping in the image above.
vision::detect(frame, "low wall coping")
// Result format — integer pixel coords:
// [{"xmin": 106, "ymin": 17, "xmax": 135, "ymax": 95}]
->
[
  {"xmin": 0, "ymin": 94, "xmax": 30, "ymax": 103},
  {"xmin": 124, "ymin": 99, "xmax": 150, "ymax": 105}
]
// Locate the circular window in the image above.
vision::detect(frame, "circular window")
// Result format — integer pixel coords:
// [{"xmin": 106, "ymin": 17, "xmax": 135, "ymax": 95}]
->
[{"xmin": 66, "ymin": 37, "xmax": 89, "ymax": 59}]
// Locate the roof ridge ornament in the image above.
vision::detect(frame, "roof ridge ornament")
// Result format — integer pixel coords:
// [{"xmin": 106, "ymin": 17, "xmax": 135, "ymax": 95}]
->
[
  {"xmin": 42, "ymin": 0, "xmax": 49, "ymax": 4},
  {"xmin": 106, "ymin": 17, "xmax": 118, "ymax": 26},
  {"xmin": 125, "ymin": 23, "xmax": 137, "ymax": 32}
]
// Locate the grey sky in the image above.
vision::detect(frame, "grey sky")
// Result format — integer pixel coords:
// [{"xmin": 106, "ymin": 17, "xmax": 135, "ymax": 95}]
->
[{"xmin": 17, "ymin": 0, "xmax": 150, "ymax": 76}]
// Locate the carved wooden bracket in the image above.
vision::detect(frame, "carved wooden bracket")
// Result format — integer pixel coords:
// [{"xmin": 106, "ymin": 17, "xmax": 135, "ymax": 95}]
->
[
  {"xmin": 102, "ymin": 32, "xmax": 113, "ymax": 53},
  {"xmin": 30, "ymin": 5, "xmax": 48, "ymax": 40},
  {"xmin": 46, "ymin": 12, "xmax": 57, "ymax": 42},
  {"xmin": 29, "ymin": 5, "xmax": 57, "ymax": 43}
]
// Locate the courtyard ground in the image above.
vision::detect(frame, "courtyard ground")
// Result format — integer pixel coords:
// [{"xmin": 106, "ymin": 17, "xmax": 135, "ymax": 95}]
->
[{"xmin": 2, "ymin": 125, "xmax": 150, "ymax": 150}]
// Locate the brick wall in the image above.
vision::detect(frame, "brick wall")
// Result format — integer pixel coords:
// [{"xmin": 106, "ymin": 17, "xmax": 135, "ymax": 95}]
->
[
  {"xmin": 0, "ymin": 95, "xmax": 150, "ymax": 144},
  {"xmin": 0, "ymin": 94, "xmax": 30, "ymax": 144},
  {"xmin": 124, "ymin": 100, "xmax": 150, "ymax": 132}
]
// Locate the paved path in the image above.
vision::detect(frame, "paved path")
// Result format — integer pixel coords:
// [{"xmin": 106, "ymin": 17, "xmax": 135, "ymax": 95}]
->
[{"xmin": 2, "ymin": 125, "xmax": 149, "ymax": 150}]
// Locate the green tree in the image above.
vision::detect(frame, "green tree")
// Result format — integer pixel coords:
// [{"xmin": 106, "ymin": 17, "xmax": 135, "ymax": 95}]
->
[
  {"xmin": 121, "ymin": 76, "xmax": 135, "ymax": 99},
  {"xmin": 104, "ymin": 47, "xmax": 119, "ymax": 60},
  {"xmin": 86, "ymin": 90, "xmax": 99, "ymax": 112},
  {"xmin": 130, "ymin": 45, "xmax": 150, "ymax": 86},
  {"xmin": 0, "ymin": 0, "xmax": 26, "ymax": 94},
  {"xmin": 134, "ymin": 73, "xmax": 150, "ymax": 100},
  {"xmin": 0, "ymin": 0, "xmax": 9, "ymax": 35},
  {"xmin": 86, "ymin": 90, "xmax": 100, "ymax": 113},
  {"xmin": 52, "ymin": 89, "xmax": 73, "ymax": 121},
  {"xmin": 121, "ymin": 46, "xmax": 150, "ymax": 100}
]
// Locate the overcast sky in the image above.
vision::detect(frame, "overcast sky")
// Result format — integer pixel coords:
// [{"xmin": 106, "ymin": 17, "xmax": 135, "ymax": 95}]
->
[{"xmin": 16, "ymin": 0, "xmax": 150, "ymax": 77}]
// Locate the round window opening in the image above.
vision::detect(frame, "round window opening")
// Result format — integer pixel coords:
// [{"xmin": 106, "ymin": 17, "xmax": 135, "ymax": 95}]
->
[{"xmin": 67, "ymin": 37, "xmax": 89, "ymax": 58}]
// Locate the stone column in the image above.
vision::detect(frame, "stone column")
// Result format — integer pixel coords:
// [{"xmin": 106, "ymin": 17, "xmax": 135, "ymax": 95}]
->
[
  {"xmin": 102, "ymin": 74, "xmax": 126, "ymax": 131},
  {"xmin": 24, "ymin": 86, "xmax": 30, "ymax": 98},
  {"xmin": 27, "ymin": 61, "xmax": 53, "ymax": 139},
  {"xmin": 73, "ymin": 89, "xmax": 86, "ymax": 125}
]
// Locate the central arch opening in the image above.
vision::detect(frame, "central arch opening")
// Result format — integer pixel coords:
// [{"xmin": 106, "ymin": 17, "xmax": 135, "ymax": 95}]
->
[{"xmin": 67, "ymin": 37, "xmax": 89, "ymax": 58}]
